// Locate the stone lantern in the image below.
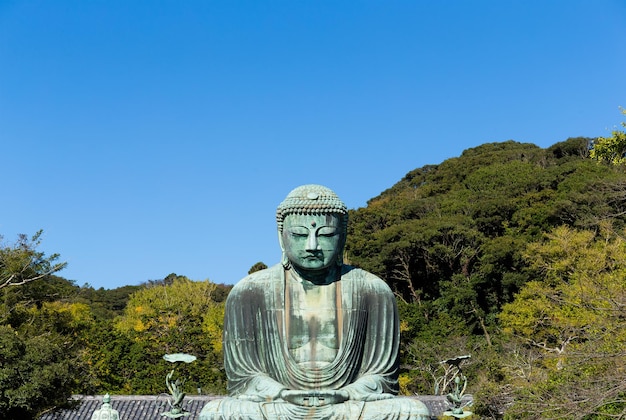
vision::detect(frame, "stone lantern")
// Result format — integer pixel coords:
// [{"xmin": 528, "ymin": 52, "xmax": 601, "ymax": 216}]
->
[{"xmin": 91, "ymin": 394, "xmax": 120, "ymax": 420}]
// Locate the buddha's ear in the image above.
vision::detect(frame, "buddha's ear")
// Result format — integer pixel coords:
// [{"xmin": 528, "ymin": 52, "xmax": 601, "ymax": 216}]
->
[
  {"xmin": 278, "ymin": 230, "xmax": 285, "ymax": 252},
  {"xmin": 278, "ymin": 230, "xmax": 290, "ymax": 268}
]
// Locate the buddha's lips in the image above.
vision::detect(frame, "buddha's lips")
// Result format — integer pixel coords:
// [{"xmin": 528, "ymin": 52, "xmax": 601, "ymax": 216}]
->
[{"xmin": 303, "ymin": 254, "xmax": 322, "ymax": 260}]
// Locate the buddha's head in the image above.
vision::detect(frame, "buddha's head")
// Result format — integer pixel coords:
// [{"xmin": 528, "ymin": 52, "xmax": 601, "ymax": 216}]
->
[{"xmin": 276, "ymin": 185, "xmax": 348, "ymax": 273}]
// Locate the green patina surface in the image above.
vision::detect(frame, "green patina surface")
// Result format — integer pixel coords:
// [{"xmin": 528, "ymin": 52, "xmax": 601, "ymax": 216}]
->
[
  {"xmin": 199, "ymin": 185, "xmax": 432, "ymax": 419},
  {"xmin": 90, "ymin": 394, "xmax": 120, "ymax": 420}
]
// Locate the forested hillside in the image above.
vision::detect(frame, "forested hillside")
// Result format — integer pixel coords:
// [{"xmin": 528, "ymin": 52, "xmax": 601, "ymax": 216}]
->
[
  {"xmin": 346, "ymin": 137, "xmax": 626, "ymax": 419},
  {"xmin": 3, "ymin": 134, "xmax": 626, "ymax": 419}
]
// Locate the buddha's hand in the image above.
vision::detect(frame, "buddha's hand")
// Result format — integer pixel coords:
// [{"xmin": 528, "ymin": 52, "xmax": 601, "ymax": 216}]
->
[{"xmin": 280, "ymin": 389, "xmax": 350, "ymax": 406}]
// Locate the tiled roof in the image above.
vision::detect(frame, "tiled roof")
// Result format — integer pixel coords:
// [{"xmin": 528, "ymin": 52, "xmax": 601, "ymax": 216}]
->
[
  {"xmin": 39, "ymin": 395, "xmax": 472, "ymax": 419},
  {"xmin": 39, "ymin": 396, "xmax": 220, "ymax": 420}
]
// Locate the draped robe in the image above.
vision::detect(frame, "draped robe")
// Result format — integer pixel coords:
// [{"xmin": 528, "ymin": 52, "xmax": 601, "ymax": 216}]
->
[{"xmin": 199, "ymin": 264, "xmax": 430, "ymax": 420}]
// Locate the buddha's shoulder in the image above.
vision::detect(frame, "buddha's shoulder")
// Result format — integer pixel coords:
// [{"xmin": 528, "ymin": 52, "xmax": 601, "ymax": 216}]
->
[
  {"xmin": 230, "ymin": 264, "xmax": 283, "ymax": 292},
  {"xmin": 341, "ymin": 265, "xmax": 383, "ymax": 281},
  {"xmin": 341, "ymin": 266, "xmax": 393, "ymax": 292}
]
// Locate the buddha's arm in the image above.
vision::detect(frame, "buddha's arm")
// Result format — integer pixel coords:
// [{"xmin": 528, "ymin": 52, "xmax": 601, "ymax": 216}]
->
[
  {"xmin": 223, "ymin": 328, "xmax": 288, "ymax": 401},
  {"xmin": 222, "ymin": 280, "xmax": 289, "ymax": 401}
]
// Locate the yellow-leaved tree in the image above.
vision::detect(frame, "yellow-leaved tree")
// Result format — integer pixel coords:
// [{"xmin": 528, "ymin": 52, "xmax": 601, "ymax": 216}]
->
[
  {"xmin": 88, "ymin": 275, "xmax": 227, "ymax": 394},
  {"xmin": 500, "ymin": 223, "xmax": 626, "ymax": 419}
]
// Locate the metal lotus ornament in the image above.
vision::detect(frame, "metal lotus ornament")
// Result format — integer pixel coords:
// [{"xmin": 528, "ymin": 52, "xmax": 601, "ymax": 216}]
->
[
  {"xmin": 440, "ymin": 355, "xmax": 473, "ymax": 418},
  {"xmin": 161, "ymin": 353, "xmax": 197, "ymax": 418}
]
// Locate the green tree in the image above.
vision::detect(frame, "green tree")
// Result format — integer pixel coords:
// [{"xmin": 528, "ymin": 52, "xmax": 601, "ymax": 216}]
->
[
  {"xmin": 0, "ymin": 232, "xmax": 89, "ymax": 420},
  {"xmin": 500, "ymin": 224, "xmax": 626, "ymax": 419},
  {"xmin": 248, "ymin": 261, "xmax": 268, "ymax": 274},
  {"xmin": 0, "ymin": 301, "xmax": 92, "ymax": 419},
  {"xmin": 590, "ymin": 108, "xmax": 626, "ymax": 164},
  {"xmin": 0, "ymin": 230, "xmax": 66, "ymax": 290},
  {"xmin": 73, "ymin": 283, "xmax": 143, "ymax": 320},
  {"xmin": 0, "ymin": 326, "xmax": 77, "ymax": 419}
]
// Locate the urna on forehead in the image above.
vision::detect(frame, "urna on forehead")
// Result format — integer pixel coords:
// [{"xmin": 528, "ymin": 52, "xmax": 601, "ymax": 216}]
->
[{"xmin": 276, "ymin": 184, "xmax": 348, "ymax": 230}]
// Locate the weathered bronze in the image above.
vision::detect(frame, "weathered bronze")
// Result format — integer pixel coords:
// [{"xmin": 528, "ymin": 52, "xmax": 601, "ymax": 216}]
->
[
  {"xmin": 440, "ymin": 355, "xmax": 473, "ymax": 418},
  {"xmin": 161, "ymin": 353, "xmax": 196, "ymax": 418},
  {"xmin": 90, "ymin": 394, "xmax": 120, "ymax": 420},
  {"xmin": 200, "ymin": 185, "xmax": 430, "ymax": 419}
]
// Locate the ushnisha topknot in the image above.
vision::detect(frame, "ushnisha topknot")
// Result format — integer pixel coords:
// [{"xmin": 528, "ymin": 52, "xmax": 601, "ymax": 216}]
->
[{"xmin": 276, "ymin": 184, "xmax": 348, "ymax": 232}]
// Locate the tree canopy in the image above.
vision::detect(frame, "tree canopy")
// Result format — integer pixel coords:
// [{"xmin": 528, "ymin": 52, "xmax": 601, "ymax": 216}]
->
[
  {"xmin": 85, "ymin": 275, "xmax": 228, "ymax": 395},
  {"xmin": 346, "ymin": 137, "xmax": 626, "ymax": 417},
  {"xmin": 500, "ymin": 223, "xmax": 626, "ymax": 418},
  {"xmin": 590, "ymin": 108, "xmax": 626, "ymax": 164},
  {"xmin": 0, "ymin": 230, "xmax": 66, "ymax": 290},
  {"xmin": 0, "ymin": 232, "xmax": 81, "ymax": 419}
]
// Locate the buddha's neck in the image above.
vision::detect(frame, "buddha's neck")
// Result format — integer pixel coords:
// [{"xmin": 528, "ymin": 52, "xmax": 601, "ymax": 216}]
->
[{"xmin": 289, "ymin": 265, "xmax": 339, "ymax": 286}]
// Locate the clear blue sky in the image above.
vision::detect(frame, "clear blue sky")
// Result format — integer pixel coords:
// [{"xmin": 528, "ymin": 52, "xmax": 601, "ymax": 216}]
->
[{"xmin": 1, "ymin": 1, "xmax": 625, "ymax": 289}]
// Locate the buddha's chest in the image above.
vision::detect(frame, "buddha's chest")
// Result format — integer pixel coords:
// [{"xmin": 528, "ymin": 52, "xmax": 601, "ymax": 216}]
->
[{"xmin": 285, "ymin": 282, "xmax": 340, "ymax": 368}]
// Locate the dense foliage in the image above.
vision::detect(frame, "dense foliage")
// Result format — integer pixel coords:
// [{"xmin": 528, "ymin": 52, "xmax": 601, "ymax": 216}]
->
[
  {"xmin": 346, "ymin": 137, "xmax": 626, "ymax": 418},
  {"xmin": 75, "ymin": 274, "xmax": 231, "ymax": 396},
  {"xmin": 590, "ymin": 108, "xmax": 626, "ymax": 164},
  {"xmin": 0, "ymin": 247, "xmax": 230, "ymax": 419},
  {"xmin": 1, "ymin": 230, "xmax": 66, "ymax": 290},
  {"xmin": 500, "ymin": 224, "xmax": 626, "ymax": 418},
  {"xmin": 5, "ymin": 122, "xmax": 626, "ymax": 419},
  {"xmin": 0, "ymin": 235, "xmax": 82, "ymax": 419}
]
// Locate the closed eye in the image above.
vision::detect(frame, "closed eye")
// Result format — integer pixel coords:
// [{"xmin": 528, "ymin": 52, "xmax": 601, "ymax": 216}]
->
[
  {"xmin": 289, "ymin": 227, "xmax": 309, "ymax": 237},
  {"xmin": 318, "ymin": 227, "xmax": 338, "ymax": 236}
]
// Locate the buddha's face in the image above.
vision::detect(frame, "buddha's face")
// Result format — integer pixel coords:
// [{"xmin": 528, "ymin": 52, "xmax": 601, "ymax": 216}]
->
[{"xmin": 281, "ymin": 213, "xmax": 343, "ymax": 272}]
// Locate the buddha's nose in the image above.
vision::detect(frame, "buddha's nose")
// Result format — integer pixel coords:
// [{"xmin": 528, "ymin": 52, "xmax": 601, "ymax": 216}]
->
[{"xmin": 306, "ymin": 233, "xmax": 319, "ymax": 251}]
